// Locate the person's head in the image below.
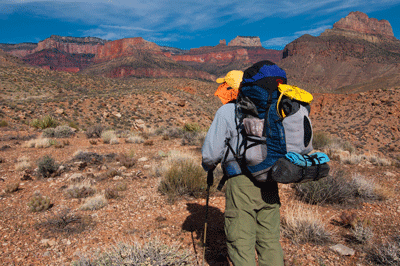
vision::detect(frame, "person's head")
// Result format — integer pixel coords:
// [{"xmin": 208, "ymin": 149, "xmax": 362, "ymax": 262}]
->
[{"xmin": 214, "ymin": 70, "xmax": 243, "ymax": 104}]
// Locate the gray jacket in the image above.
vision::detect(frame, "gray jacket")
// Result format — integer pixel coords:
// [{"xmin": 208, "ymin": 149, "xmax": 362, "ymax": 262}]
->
[{"xmin": 201, "ymin": 103, "xmax": 242, "ymax": 172}]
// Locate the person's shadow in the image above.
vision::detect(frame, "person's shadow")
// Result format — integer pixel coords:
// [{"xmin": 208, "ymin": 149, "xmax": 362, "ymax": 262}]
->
[{"xmin": 182, "ymin": 202, "xmax": 229, "ymax": 265}]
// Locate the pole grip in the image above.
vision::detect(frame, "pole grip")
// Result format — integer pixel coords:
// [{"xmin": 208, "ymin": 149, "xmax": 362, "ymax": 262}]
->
[{"xmin": 207, "ymin": 170, "xmax": 214, "ymax": 186}]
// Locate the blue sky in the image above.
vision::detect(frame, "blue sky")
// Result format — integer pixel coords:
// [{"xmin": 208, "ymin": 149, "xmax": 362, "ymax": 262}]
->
[{"xmin": 1, "ymin": 0, "xmax": 400, "ymax": 50}]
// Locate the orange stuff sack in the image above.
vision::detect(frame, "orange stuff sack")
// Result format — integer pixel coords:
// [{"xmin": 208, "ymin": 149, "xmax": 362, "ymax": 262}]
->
[{"xmin": 214, "ymin": 83, "xmax": 239, "ymax": 105}]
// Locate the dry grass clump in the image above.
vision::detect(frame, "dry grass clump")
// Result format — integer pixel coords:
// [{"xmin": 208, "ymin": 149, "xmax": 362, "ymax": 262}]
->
[
  {"xmin": 15, "ymin": 156, "xmax": 32, "ymax": 171},
  {"xmin": 101, "ymin": 130, "xmax": 118, "ymax": 144},
  {"xmin": 367, "ymin": 236, "xmax": 400, "ymax": 265},
  {"xmin": 23, "ymin": 137, "xmax": 52, "ymax": 148},
  {"xmin": 65, "ymin": 181, "xmax": 96, "ymax": 199},
  {"xmin": 5, "ymin": 182, "xmax": 20, "ymax": 193},
  {"xmin": 341, "ymin": 153, "xmax": 392, "ymax": 166},
  {"xmin": 71, "ymin": 239, "xmax": 194, "ymax": 266},
  {"xmin": 157, "ymin": 151, "xmax": 207, "ymax": 201},
  {"xmin": 313, "ymin": 131, "xmax": 355, "ymax": 154},
  {"xmin": 85, "ymin": 124, "xmax": 104, "ymax": 139},
  {"xmin": 116, "ymin": 153, "xmax": 136, "ymax": 168},
  {"xmin": 80, "ymin": 194, "xmax": 107, "ymax": 211},
  {"xmin": 294, "ymin": 169, "xmax": 388, "ymax": 205},
  {"xmin": 27, "ymin": 192, "xmax": 51, "ymax": 212},
  {"xmin": 281, "ymin": 203, "xmax": 332, "ymax": 244},
  {"xmin": 125, "ymin": 134, "xmax": 145, "ymax": 144}
]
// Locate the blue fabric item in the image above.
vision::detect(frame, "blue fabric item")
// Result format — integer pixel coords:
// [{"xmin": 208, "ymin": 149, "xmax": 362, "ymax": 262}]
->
[
  {"xmin": 240, "ymin": 86, "xmax": 279, "ymax": 119},
  {"xmin": 242, "ymin": 65, "xmax": 287, "ymax": 83},
  {"xmin": 285, "ymin": 152, "xmax": 330, "ymax": 167}
]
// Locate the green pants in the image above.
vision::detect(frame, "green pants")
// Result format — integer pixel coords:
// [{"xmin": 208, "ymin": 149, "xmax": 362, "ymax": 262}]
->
[{"xmin": 224, "ymin": 175, "xmax": 284, "ymax": 266}]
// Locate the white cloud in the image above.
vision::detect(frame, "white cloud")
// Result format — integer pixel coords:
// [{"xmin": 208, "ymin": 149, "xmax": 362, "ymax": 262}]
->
[{"xmin": 262, "ymin": 25, "xmax": 331, "ymax": 49}]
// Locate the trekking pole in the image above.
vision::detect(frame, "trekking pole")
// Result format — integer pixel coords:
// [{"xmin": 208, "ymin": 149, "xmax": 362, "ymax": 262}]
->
[{"xmin": 202, "ymin": 170, "xmax": 214, "ymax": 266}]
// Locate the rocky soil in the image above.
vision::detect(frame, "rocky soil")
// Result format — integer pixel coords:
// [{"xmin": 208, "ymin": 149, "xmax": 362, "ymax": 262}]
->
[{"xmin": 0, "ymin": 63, "xmax": 400, "ymax": 266}]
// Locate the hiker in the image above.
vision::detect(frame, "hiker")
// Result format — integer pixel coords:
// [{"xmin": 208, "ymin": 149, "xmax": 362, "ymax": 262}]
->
[
  {"xmin": 214, "ymin": 70, "xmax": 243, "ymax": 104},
  {"xmin": 202, "ymin": 61, "xmax": 285, "ymax": 266}
]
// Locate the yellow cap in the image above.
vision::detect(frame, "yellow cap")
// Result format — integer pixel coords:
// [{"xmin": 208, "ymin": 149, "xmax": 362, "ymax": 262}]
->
[{"xmin": 216, "ymin": 70, "xmax": 244, "ymax": 90}]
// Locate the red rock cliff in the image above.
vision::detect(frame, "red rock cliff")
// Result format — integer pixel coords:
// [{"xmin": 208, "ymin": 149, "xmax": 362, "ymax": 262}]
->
[
  {"xmin": 333, "ymin": 11, "xmax": 394, "ymax": 37},
  {"xmin": 95, "ymin": 37, "xmax": 162, "ymax": 62}
]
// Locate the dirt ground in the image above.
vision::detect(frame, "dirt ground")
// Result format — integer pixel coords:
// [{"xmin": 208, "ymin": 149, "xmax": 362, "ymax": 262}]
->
[{"xmin": 0, "ymin": 128, "xmax": 399, "ymax": 266}]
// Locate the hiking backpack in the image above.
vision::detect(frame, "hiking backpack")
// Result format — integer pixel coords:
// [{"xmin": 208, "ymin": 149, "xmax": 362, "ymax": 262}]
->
[{"xmin": 222, "ymin": 60, "xmax": 315, "ymax": 183}]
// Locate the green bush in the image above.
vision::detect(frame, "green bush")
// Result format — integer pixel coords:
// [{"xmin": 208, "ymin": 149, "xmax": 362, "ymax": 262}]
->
[
  {"xmin": 72, "ymin": 240, "xmax": 193, "ymax": 266},
  {"xmin": 37, "ymin": 155, "xmax": 59, "ymax": 178},
  {"xmin": 31, "ymin": 115, "xmax": 58, "ymax": 129},
  {"xmin": 183, "ymin": 122, "xmax": 201, "ymax": 132},
  {"xmin": 158, "ymin": 157, "xmax": 207, "ymax": 202},
  {"xmin": 28, "ymin": 192, "xmax": 51, "ymax": 212},
  {"xmin": 0, "ymin": 120, "xmax": 8, "ymax": 127}
]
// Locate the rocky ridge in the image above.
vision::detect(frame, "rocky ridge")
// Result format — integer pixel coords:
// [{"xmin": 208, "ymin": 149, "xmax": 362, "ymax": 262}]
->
[{"xmin": 280, "ymin": 11, "xmax": 400, "ymax": 92}]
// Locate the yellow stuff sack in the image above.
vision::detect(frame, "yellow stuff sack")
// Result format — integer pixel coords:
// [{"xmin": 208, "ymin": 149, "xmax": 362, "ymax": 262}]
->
[{"xmin": 277, "ymin": 84, "xmax": 313, "ymax": 118}]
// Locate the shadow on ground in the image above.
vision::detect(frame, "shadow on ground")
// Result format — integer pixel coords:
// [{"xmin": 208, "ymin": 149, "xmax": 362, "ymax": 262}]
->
[{"xmin": 182, "ymin": 202, "xmax": 229, "ymax": 266}]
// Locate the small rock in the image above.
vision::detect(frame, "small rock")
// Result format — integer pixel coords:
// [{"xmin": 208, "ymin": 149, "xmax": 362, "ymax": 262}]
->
[
  {"xmin": 138, "ymin": 157, "xmax": 148, "ymax": 162},
  {"xmin": 330, "ymin": 244, "xmax": 355, "ymax": 256}
]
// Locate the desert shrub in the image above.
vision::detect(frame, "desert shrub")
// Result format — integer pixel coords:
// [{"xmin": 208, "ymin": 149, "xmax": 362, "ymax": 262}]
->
[
  {"xmin": 80, "ymin": 195, "xmax": 107, "ymax": 211},
  {"xmin": 294, "ymin": 169, "xmax": 386, "ymax": 205},
  {"xmin": 158, "ymin": 155, "xmax": 207, "ymax": 201},
  {"xmin": 294, "ymin": 169, "xmax": 354, "ymax": 204},
  {"xmin": 28, "ymin": 192, "xmax": 51, "ymax": 212},
  {"xmin": 72, "ymin": 239, "xmax": 193, "ymax": 266},
  {"xmin": 0, "ymin": 120, "xmax": 9, "ymax": 127},
  {"xmin": 183, "ymin": 122, "xmax": 201, "ymax": 132},
  {"xmin": 314, "ymin": 131, "xmax": 356, "ymax": 155},
  {"xmin": 37, "ymin": 155, "xmax": 59, "ymax": 178},
  {"xmin": 368, "ymin": 236, "xmax": 400, "ymax": 265},
  {"xmin": 125, "ymin": 135, "xmax": 145, "ymax": 144},
  {"xmin": 350, "ymin": 220, "xmax": 374, "ymax": 244},
  {"xmin": 96, "ymin": 168, "xmax": 120, "ymax": 181},
  {"xmin": 115, "ymin": 182, "xmax": 128, "ymax": 191},
  {"xmin": 351, "ymin": 173, "xmax": 386, "ymax": 201},
  {"xmin": 42, "ymin": 128, "xmax": 55, "ymax": 138},
  {"xmin": 38, "ymin": 208, "xmax": 93, "ymax": 235},
  {"xmin": 31, "ymin": 115, "xmax": 58, "ymax": 129},
  {"xmin": 5, "ymin": 182, "xmax": 19, "ymax": 193},
  {"xmin": 181, "ymin": 131, "xmax": 206, "ymax": 146},
  {"xmin": 104, "ymin": 188, "xmax": 119, "ymax": 199},
  {"xmin": 281, "ymin": 203, "xmax": 332, "ymax": 244},
  {"xmin": 85, "ymin": 125, "xmax": 103, "ymax": 138},
  {"xmin": 101, "ymin": 130, "xmax": 117, "ymax": 144},
  {"xmin": 116, "ymin": 153, "xmax": 136, "ymax": 168},
  {"xmin": 73, "ymin": 151, "xmax": 104, "ymax": 165},
  {"xmin": 68, "ymin": 121, "xmax": 79, "ymax": 130},
  {"xmin": 54, "ymin": 125, "xmax": 75, "ymax": 138},
  {"xmin": 163, "ymin": 127, "xmax": 185, "ymax": 139},
  {"xmin": 65, "ymin": 182, "xmax": 96, "ymax": 199},
  {"xmin": 312, "ymin": 131, "xmax": 333, "ymax": 150}
]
